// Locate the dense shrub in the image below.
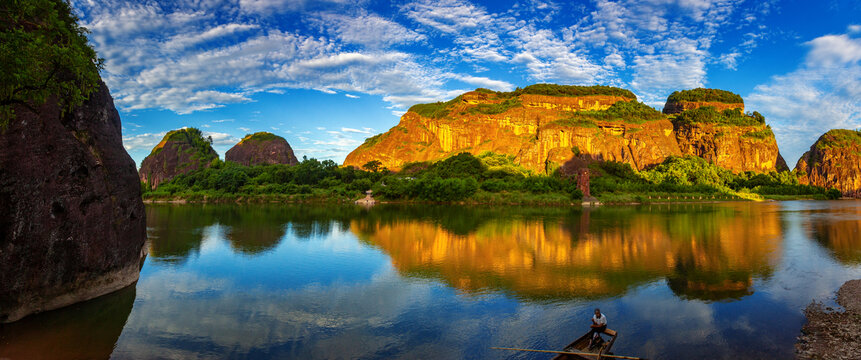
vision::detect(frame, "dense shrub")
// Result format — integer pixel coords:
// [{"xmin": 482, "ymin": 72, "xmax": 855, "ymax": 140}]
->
[
  {"xmin": 673, "ymin": 107, "xmax": 764, "ymax": 126},
  {"xmin": 667, "ymin": 88, "xmax": 743, "ymax": 104}
]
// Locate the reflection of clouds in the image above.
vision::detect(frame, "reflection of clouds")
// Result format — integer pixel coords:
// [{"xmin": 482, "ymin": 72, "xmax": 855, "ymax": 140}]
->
[{"xmin": 114, "ymin": 268, "xmax": 435, "ymax": 359}]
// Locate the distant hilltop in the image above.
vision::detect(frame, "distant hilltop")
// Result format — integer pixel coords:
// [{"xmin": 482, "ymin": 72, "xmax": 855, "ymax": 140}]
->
[{"xmin": 344, "ymin": 84, "xmax": 786, "ymax": 176}]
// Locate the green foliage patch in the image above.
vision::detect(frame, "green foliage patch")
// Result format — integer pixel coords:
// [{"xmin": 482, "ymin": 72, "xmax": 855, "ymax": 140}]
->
[
  {"xmin": 815, "ymin": 129, "xmax": 861, "ymax": 150},
  {"xmin": 1, "ymin": 0, "xmax": 104, "ymax": 126},
  {"xmin": 504, "ymin": 84, "xmax": 636, "ymax": 99},
  {"xmin": 673, "ymin": 107, "xmax": 765, "ymax": 127},
  {"xmin": 408, "ymin": 95, "xmax": 463, "ymax": 119},
  {"xmin": 667, "ymin": 88, "xmax": 744, "ymax": 104},
  {"xmin": 240, "ymin": 132, "xmax": 281, "ymax": 143},
  {"xmin": 468, "ymin": 98, "xmax": 521, "ymax": 115}
]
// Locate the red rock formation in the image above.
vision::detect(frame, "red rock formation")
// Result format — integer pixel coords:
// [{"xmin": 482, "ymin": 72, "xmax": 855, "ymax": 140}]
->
[
  {"xmin": 663, "ymin": 101, "xmax": 744, "ymax": 115},
  {"xmin": 344, "ymin": 88, "xmax": 681, "ymax": 173},
  {"xmin": 672, "ymin": 122, "xmax": 787, "ymax": 173},
  {"xmin": 0, "ymin": 82, "xmax": 147, "ymax": 323},
  {"xmin": 225, "ymin": 132, "xmax": 298, "ymax": 166},
  {"xmin": 139, "ymin": 128, "xmax": 218, "ymax": 188},
  {"xmin": 795, "ymin": 130, "xmax": 861, "ymax": 197}
]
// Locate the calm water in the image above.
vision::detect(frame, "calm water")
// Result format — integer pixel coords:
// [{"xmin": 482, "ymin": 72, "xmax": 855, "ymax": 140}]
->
[{"xmin": 2, "ymin": 201, "xmax": 861, "ymax": 359}]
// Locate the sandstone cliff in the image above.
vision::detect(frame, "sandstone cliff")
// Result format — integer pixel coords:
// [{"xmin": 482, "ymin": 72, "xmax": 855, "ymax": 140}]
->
[
  {"xmin": 664, "ymin": 89, "xmax": 787, "ymax": 173},
  {"xmin": 139, "ymin": 128, "xmax": 218, "ymax": 188},
  {"xmin": 795, "ymin": 129, "xmax": 861, "ymax": 197},
  {"xmin": 0, "ymin": 81, "xmax": 147, "ymax": 323},
  {"xmin": 225, "ymin": 132, "xmax": 298, "ymax": 166},
  {"xmin": 344, "ymin": 85, "xmax": 681, "ymax": 173}
]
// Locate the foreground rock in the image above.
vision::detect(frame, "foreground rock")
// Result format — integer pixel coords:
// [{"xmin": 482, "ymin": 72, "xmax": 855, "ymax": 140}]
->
[
  {"xmin": 0, "ymin": 82, "xmax": 147, "ymax": 323},
  {"xmin": 796, "ymin": 279, "xmax": 861, "ymax": 359},
  {"xmin": 225, "ymin": 132, "xmax": 298, "ymax": 166},
  {"xmin": 795, "ymin": 130, "xmax": 861, "ymax": 197},
  {"xmin": 344, "ymin": 85, "xmax": 681, "ymax": 174},
  {"xmin": 139, "ymin": 128, "xmax": 218, "ymax": 188}
]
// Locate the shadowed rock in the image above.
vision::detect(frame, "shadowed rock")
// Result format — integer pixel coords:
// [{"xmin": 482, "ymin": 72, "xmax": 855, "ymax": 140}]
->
[
  {"xmin": 0, "ymin": 81, "xmax": 147, "ymax": 323},
  {"xmin": 139, "ymin": 128, "xmax": 218, "ymax": 188},
  {"xmin": 225, "ymin": 132, "xmax": 298, "ymax": 166}
]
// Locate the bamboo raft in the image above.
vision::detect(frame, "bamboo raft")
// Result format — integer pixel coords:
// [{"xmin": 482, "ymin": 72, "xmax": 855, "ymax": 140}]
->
[
  {"xmin": 493, "ymin": 327, "xmax": 646, "ymax": 360},
  {"xmin": 551, "ymin": 328, "xmax": 617, "ymax": 360}
]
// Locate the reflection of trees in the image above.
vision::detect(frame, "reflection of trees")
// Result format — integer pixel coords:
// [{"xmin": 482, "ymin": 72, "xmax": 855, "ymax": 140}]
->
[
  {"xmin": 353, "ymin": 203, "xmax": 783, "ymax": 302},
  {"xmin": 146, "ymin": 205, "xmax": 218, "ymax": 264},
  {"xmin": 0, "ymin": 285, "xmax": 135, "ymax": 359},
  {"xmin": 219, "ymin": 206, "xmax": 287, "ymax": 255},
  {"xmin": 808, "ymin": 206, "xmax": 861, "ymax": 265},
  {"xmin": 146, "ymin": 204, "xmax": 370, "ymax": 262}
]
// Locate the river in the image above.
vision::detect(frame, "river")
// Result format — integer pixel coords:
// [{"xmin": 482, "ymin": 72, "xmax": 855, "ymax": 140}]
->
[{"xmin": 2, "ymin": 201, "xmax": 860, "ymax": 359}]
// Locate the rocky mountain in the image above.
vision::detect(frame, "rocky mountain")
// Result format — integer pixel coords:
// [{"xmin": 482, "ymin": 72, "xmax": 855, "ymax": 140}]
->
[
  {"xmin": 345, "ymin": 85, "xmax": 786, "ymax": 174},
  {"xmin": 225, "ymin": 132, "xmax": 298, "ymax": 166},
  {"xmin": 795, "ymin": 129, "xmax": 861, "ymax": 197},
  {"xmin": 662, "ymin": 88, "xmax": 745, "ymax": 115},
  {"xmin": 0, "ymin": 81, "xmax": 146, "ymax": 323},
  {"xmin": 344, "ymin": 84, "xmax": 682, "ymax": 174},
  {"xmin": 139, "ymin": 128, "xmax": 218, "ymax": 188},
  {"xmin": 664, "ymin": 89, "xmax": 787, "ymax": 173}
]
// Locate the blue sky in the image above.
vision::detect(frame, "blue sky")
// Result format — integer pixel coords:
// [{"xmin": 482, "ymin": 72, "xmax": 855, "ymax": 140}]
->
[{"xmin": 72, "ymin": 0, "xmax": 861, "ymax": 167}]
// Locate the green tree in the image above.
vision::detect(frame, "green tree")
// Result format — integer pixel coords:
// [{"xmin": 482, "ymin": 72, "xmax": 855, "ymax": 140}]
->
[
  {"xmin": 1, "ymin": 0, "xmax": 104, "ymax": 125},
  {"xmin": 362, "ymin": 160, "xmax": 382, "ymax": 172}
]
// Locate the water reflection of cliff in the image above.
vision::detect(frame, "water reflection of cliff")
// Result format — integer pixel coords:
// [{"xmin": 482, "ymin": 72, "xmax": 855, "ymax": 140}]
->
[
  {"xmin": 807, "ymin": 204, "xmax": 861, "ymax": 265},
  {"xmin": 0, "ymin": 285, "xmax": 135, "ymax": 359},
  {"xmin": 352, "ymin": 204, "xmax": 783, "ymax": 302}
]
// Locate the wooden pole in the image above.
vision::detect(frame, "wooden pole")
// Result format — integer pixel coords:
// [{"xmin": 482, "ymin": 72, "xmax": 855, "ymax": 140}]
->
[{"xmin": 490, "ymin": 347, "xmax": 647, "ymax": 360}]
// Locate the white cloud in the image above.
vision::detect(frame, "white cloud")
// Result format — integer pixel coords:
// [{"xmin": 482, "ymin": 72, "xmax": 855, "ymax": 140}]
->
[
  {"xmin": 238, "ymin": 127, "xmax": 252, "ymax": 132},
  {"xmin": 313, "ymin": 12, "xmax": 426, "ymax": 47},
  {"xmin": 345, "ymin": 94, "xmax": 359, "ymax": 98},
  {"xmin": 122, "ymin": 131, "xmax": 168, "ymax": 151},
  {"xmin": 203, "ymin": 131, "xmax": 240, "ymax": 146},
  {"xmin": 341, "ymin": 127, "xmax": 374, "ymax": 134},
  {"xmin": 747, "ymin": 31, "xmax": 861, "ymax": 165},
  {"xmin": 402, "ymin": 0, "xmax": 492, "ymax": 33},
  {"xmin": 447, "ymin": 74, "xmax": 514, "ymax": 91}
]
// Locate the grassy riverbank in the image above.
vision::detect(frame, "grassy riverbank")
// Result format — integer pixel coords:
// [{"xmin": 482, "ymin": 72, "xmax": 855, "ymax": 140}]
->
[{"xmin": 142, "ymin": 152, "xmax": 840, "ymax": 205}]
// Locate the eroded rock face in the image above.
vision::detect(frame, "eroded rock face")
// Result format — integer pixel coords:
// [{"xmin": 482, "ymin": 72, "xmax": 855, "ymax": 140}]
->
[
  {"xmin": 795, "ymin": 130, "xmax": 861, "ymax": 197},
  {"xmin": 344, "ymin": 89, "xmax": 681, "ymax": 173},
  {"xmin": 663, "ymin": 100, "xmax": 744, "ymax": 115},
  {"xmin": 139, "ymin": 128, "xmax": 218, "ymax": 188},
  {"xmin": 0, "ymin": 81, "xmax": 147, "ymax": 323},
  {"xmin": 225, "ymin": 132, "xmax": 298, "ymax": 166},
  {"xmin": 673, "ymin": 122, "xmax": 788, "ymax": 173}
]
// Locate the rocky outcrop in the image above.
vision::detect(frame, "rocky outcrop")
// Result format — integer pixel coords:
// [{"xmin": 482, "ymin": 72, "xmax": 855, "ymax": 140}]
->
[
  {"xmin": 662, "ymin": 88, "xmax": 744, "ymax": 115},
  {"xmin": 225, "ymin": 132, "xmax": 298, "ymax": 166},
  {"xmin": 0, "ymin": 81, "xmax": 147, "ymax": 323},
  {"xmin": 666, "ymin": 90, "xmax": 786, "ymax": 173},
  {"xmin": 344, "ymin": 86, "xmax": 681, "ymax": 173},
  {"xmin": 795, "ymin": 130, "xmax": 861, "ymax": 197},
  {"xmin": 139, "ymin": 128, "xmax": 218, "ymax": 188},
  {"xmin": 673, "ymin": 122, "xmax": 787, "ymax": 173},
  {"xmin": 663, "ymin": 101, "xmax": 744, "ymax": 115}
]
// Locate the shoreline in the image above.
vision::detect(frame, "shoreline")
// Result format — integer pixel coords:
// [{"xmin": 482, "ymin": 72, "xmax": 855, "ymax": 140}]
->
[
  {"xmin": 796, "ymin": 279, "xmax": 861, "ymax": 359},
  {"xmin": 142, "ymin": 194, "xmax": 838, "ymax": 206}
]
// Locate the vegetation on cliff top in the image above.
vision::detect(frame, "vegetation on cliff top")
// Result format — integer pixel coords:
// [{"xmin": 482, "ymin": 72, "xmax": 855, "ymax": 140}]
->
[
  {"xmin": 672, "ymin": 106, "xmax": 766, "ymax": 127},
  {"xmin": 667, "ymin": 88, "xmax": 744, "ymax": 104},
  {"xmin": 406, "ymin": 84, "xmax": 638, "ymax": 120},
  {"xmin": 239, "ymin": 131, "xmax": 283, "ymax": 144},
  {"xmin": 500, "ymin": 84, "xmax": 636, "ymax": 99},
  {"xmin": 815, "ymin": 129, "xmax": 861, "ymax": 150},
  {"xmin": 1, "ymin": 0, "xmax": 104, "ymax": 126},
  {"xmin": 149, "ymin": 127, "xmax": 217, "ymax": 161}
]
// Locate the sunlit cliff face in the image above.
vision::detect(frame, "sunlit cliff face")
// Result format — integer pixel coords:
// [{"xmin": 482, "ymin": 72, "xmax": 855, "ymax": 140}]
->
[{"xmin": 352, "ymin": 204, "xmax": 783, "ymax": 302}]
